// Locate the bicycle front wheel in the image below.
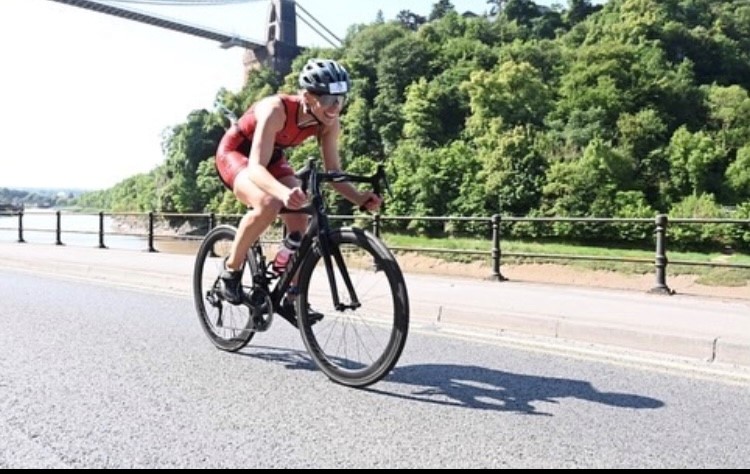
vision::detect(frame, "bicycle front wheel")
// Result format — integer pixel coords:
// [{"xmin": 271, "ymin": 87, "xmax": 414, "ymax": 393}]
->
[
  {"xmin": 296, "ymin": 228, "xmax": 409, "ymax": 387},
  {"xmin": 193, "ymin": 225, "xmax": 255, "ymax": 352}
]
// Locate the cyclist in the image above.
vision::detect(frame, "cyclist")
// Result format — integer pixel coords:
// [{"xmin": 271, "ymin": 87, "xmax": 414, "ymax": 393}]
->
[{"xmin": 214, "ymin": 58, "xmax": 382, "ymax": 316}]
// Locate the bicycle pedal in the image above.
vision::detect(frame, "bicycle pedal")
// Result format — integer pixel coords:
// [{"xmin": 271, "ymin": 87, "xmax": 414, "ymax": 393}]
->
[{"xmin": 245, "ymin": 289, "xmax": 274, "ymax": 332}]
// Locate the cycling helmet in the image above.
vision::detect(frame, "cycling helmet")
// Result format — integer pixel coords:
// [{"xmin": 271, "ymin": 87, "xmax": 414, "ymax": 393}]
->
[{"xmin": 298, "ymin": 58, "xmax": 351, "ymax": 95}]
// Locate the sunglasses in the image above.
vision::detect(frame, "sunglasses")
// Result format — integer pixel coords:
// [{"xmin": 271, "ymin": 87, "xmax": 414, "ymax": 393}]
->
[{"xmin": 315, "ymin": 94, "xmax": 347, "ymax": 108}]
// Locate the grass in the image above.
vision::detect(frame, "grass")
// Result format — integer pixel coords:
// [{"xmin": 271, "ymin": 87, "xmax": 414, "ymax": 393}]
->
[{"xmin": 379, "ymin": 232, "xmax": 750, "ymax": 287}]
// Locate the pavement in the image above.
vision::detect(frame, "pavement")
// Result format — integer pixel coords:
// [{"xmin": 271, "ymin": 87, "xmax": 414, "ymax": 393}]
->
[{"xmin": 1, "ymin": 241, "xmax": 748, "ymax": 379}]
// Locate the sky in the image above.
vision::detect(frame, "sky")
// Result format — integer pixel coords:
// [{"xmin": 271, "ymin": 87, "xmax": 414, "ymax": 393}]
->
[{"xmin": 0, "ymin": 0, "xmax": 569, "ymax": 191}]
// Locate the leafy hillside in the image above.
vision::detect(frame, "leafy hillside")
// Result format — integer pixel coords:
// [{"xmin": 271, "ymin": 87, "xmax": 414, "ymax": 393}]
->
[{"xmin": 0, "ymin": 188, "xmax": 81, "ymax": 208}]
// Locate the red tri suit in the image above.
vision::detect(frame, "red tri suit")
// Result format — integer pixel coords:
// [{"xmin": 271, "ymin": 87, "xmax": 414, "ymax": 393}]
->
[{"xmin": 215, "ymin": 94, "xmax": 319, "ymax": 190}]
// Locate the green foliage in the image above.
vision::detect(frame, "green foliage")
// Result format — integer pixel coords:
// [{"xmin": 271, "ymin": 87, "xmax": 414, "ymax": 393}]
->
[
  {"xmin": 387, "ymin": 140, "xmax": 481, "ymax": 235},
  {"xmin": 730, "ymin": 201, "xmax": 750, "ymax": 252},
  {"xmin": 542, "ymin": 137, "xmax": 635, "ymax": 216},
  {"xmin": 540, "ymin": 137, "xmax": 638, "ymax": 240},
  {"xmin": 478, "ymin": 125, "xmax": 547, "ymax": 216},
  {"xmin": 726, "ymin": 145, "xmax": 750, "ymax": 202},
  {"xmin": 370, "ymin": 35, "xmax": 434, "ymax": 152},
  {"xmin": 160, "ymin": 109, "xmax": 226, "ymax": 213},
  {"xmin": 428, "ymin": 0, "xmax": 455, "ymax": 21},
  {"xmin": 665, "ymin": 126, "xmax": 727, "ymax": 203},
  {"xmin": 668, "ymin": 193, "xmax": 730, "ymax": 250},
  {"xmin": 0, "ymin": 188, "xmax": 83, "ymax": 209},
  {"xmin": 465, "ymin": 59, "xmax": 552, "ymax": 134},
  {"xmin": 615, "ymin": 108, "xmax": 669, "ymax": 208},
  {"xmin": 704, "ymin": 84, "xmax": 750, "ymax": 151},
  {"xmin": 402, "ymin": 75, "xmax": 469, "ymax": 147}
]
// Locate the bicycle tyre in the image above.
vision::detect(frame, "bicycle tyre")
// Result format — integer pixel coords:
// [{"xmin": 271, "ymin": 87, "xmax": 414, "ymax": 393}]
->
[
  {"xmin": 193, "ymin": 225, "xmax": 255, "ymax": 352},
  {"xmin": 296, "ymin": 227, "xmax": 409, "ymax": 387}
]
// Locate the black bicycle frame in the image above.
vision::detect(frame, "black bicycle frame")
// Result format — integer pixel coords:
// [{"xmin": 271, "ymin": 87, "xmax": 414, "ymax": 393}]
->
[{"xmin": 263, "ymin": 158, "xmax": 380, "ymax": 315}]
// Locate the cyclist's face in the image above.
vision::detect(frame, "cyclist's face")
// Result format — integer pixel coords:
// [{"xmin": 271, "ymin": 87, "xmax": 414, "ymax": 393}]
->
[{"xmin": 306, "ymin": 92, "xmax": 346, "ymax": 125}]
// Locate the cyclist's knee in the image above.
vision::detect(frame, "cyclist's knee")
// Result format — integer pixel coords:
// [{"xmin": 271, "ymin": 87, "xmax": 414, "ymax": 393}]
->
[
  {"xmin": 256, "ymin": 193, "xmax": 283, "ymax": 213},
  {"xmin": 242, "ymin": 198, "xmax": 282, "ymax": 226}
]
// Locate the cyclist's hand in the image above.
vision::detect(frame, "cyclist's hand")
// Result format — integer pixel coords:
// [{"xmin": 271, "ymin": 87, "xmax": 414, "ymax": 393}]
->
[
  {"xmin": 284, "ymin": 187, "xmax": 307, "ymax": 210},
  {"xmin": 358, "ymin": 192, "xmax": 382, "ymax": 212}
]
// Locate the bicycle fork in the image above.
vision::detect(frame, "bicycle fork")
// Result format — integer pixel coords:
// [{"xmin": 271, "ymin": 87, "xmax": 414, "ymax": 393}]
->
[{"xmin": 318, "ymin": 234, "xmax": 362, "ymax": 312}]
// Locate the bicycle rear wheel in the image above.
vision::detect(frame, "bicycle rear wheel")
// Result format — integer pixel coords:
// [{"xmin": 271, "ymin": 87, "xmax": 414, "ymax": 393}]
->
[
  {"xmin": 193, "ymin": 225, "xmax": 255, "ymax": 352},
  {"xmin": 296, "ymin": 228, "xmax": 409, "ymax": 387}
]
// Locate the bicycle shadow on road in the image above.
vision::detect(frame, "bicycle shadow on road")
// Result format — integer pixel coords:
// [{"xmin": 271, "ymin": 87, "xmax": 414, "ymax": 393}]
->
[
  {"xmin": 368, "ymin": 364, "xmax": 664, "ymax": 416},
  {"xmin": 235, "ymin": 345, "xmax": 318, "ymax": 372}
]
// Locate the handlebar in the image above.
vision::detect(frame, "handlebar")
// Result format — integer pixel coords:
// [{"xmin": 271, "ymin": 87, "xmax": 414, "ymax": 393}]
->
[{"xmin": 294, "ymin": 157, "xmax": 391, "ymax": 212}]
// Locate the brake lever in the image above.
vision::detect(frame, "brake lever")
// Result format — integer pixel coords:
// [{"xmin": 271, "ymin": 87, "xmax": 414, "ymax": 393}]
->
[
  {"xmin": 359, "ymin": 165, "xmax": 388, "ymax": 212},
  {"xmin": 382, "ymin": 172, "xmax": 393, "ymax": 199}
]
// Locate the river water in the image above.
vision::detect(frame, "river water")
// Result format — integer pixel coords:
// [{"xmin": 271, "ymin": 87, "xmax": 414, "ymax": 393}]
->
[{"xmin": 0, "ymin": 210, "xmax": 200, "ymax": 255}]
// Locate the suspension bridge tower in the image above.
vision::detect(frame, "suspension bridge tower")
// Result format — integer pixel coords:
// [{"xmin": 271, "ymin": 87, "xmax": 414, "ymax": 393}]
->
[{"xmin": 244, "ymin": 0, "xmax": 301, "ymax": 80}]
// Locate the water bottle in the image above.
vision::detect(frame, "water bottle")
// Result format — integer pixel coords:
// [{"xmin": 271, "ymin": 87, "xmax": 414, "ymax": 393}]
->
[{"xmin": 272, "ymin": 231, "xmax": 301, "ymax": 274}]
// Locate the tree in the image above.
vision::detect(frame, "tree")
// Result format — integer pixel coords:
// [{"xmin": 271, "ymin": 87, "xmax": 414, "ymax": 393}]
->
[
  {"xmin": 502, "ymin": 0, "xmax": 542, "ymax": 28},
  {"xmin": 370, "ymin": 36, "xmax": 434, "ymax": 153},
  {"xmin": 388, "ymin": 141, "xmax": 482, "ymax": 234},
  {"xmin": 479, "ymin": 125, "xmax": 547, "ymax": 216},
  {"xmin": 429, "ymin": 0, "xmax": 455, "ymax": 21},
  {"xmin": 340, "ymin": 95, "xmax": 381, "ymax": 159},
  {"xmin": 338, "ymin": 22, "xmax": 408, "ymax": 103},
  {"xmin": 665, "ymin": 126, "xmax": 726, "ymax": 202},
  {"xmin": 541, "ymin": 138, "xmax": 635, "ymax": 218},
  {"xmin": 160, "ymin": 109, "xmax": 225, "ymax": 213},
  {"xmin": 396, "ymin": 10, "xmax": 427, "ymax": 31},
  {"xmin": 465, "ymin": 59, "xmax": 552, "ymax": 134},
  {"xmin": 615, "ymin": 108, "xmax": 668, "ymax": 208},
  {"xmin": 402, "ymin": 75, "xmax": 469, "ymax": 148},
  {"xmin": 704, "ymin": 84, "xmax": 750, "ymax": 150},
  {"xmin": 565, "ymin": 0, "xmax": 601, "ymax": 27},
  {"xmin": 725, "ymin": 145, "xmax": 750, "ymax": 202}
]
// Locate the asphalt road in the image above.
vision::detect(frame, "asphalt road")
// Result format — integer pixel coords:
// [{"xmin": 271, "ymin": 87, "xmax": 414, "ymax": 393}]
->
[{"xmin": 1, "ymin": 270, "xmax": 748, "ymax": 468}]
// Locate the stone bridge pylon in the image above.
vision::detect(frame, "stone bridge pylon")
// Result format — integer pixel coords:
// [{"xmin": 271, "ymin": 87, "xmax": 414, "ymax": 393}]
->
[{"xmin": 244, "ymin": 0, "xmax": 301, "ymax": 81}]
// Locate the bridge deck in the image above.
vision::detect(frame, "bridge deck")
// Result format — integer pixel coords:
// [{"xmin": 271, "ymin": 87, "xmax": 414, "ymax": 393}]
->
[{"xmin": 48, "ymin": 0, "xmax": 264, "ymax": 50}]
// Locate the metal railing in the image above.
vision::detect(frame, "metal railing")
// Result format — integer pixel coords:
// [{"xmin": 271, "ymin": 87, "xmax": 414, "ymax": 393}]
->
[{"xmin": 1, "ymin": 210, "xmax": 748, "ymax": 295}]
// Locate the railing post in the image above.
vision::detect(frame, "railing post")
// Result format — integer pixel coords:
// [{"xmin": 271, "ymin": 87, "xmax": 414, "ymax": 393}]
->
[
  {"xmin": 148, "ymin": 212, "xmax": 158, "ymax": 253},
  {"xmin": 56, "ymin": 210, "xmax": 64, "ymax": 246},
  {"xmin": 490, "ymin": 214, "xmax": 507, "ymax": 281},
  {"xmin": 650, "ymin": 214, "xmax": 673, "ymax": 295},
  {"xmin": 18, "ymin": 211, "xmax": 25, "ymax": 243},
  {"xmin": 372, "ymin": 213, "xmax": 381, "ymax": 239},
  {"xmin": 209, "ymin": 213, "xmax": 216, "ymax": 231},
  {"xmin": 98, "ymin": 212, "xmax": 107, "ymax": 249}
]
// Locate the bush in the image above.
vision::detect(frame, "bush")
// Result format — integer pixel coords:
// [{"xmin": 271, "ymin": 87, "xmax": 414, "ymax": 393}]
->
[{"xmin": 668, "ymin": 194, "xmax": 731, "ymax": 250}]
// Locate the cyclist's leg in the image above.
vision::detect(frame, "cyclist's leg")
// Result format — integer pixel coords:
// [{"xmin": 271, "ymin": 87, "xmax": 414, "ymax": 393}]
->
[
  {"xmin": 275, "ymin": 173, "xmax": 319, "ymax": 320},
  {"xmin": 226, "ymin": 168, "xmax": 283, "ymax": 272},
  {"xmin": 194, "ymin": 225, "xmax": 256, "ymax": 351},
  {"xmin": 218, "ymin": 169, "xmax": 283, "ymax": 304},
  {"xmin": 277, "ymin": 175, "xmax": 307, "ymax": 240}
]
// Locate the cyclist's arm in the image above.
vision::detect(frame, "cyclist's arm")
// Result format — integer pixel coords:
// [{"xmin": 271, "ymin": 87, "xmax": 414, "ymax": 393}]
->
[
  {"xmin": 320, "ymin": 121, "xmax": 380, "ymax": 210},
  {"xmin": 247, "ymin": 97, "xmax": 294, "ymax": 201}
]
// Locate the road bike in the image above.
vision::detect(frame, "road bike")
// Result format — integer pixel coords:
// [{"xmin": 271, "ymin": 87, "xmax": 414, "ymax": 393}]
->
[{"xmin": 193, "ymin": 157, "xmax": 409, "ymax": 388}]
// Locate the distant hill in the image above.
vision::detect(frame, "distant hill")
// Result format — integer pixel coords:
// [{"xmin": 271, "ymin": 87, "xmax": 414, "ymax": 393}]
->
[{"xmin": 0, "ymin": 187, "xmax": 86, "ymax": 208}]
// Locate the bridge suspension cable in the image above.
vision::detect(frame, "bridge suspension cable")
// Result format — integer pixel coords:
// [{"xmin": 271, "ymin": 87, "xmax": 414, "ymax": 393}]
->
[
  {"xmin": 295, "ymin": 1, "xmax": 342, "ymax": 48},
  {"xmin": 101, "ymin": 0, "xmax": 266, "ymax": 5}
]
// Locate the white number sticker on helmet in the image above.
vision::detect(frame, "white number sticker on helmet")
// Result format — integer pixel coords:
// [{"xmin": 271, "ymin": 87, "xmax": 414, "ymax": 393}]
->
[{"xmin": 329, "ymin": 81, "xmax": 349, "ymax": 94}]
